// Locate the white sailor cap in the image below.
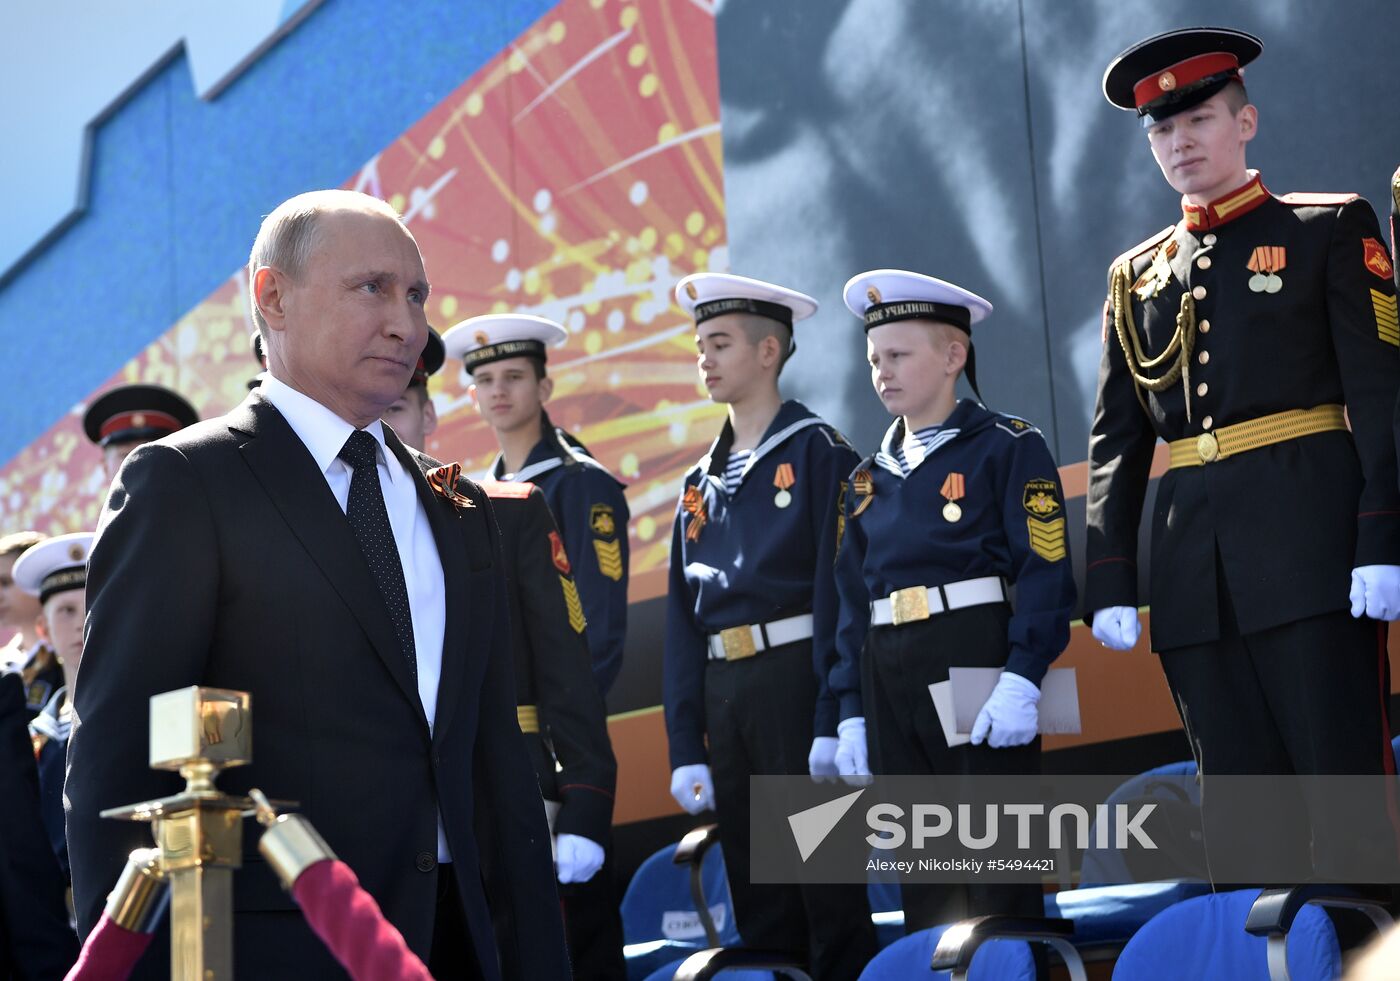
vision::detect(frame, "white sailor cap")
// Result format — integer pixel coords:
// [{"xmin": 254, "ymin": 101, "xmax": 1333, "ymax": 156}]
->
[
  {"xmin": 13, "ymin": 532, "xmax": 94, "ymax": 604},
  {"xmin": 842, "ymin": 269, "xmax": 993, "ymax": 334},
  {"xmin": 441, "ymin": 314, "xmax": 569, "ymax": 375},
  {"xmin": 674, "ymin": 272, "xmax": 818, "ymax": 328}
]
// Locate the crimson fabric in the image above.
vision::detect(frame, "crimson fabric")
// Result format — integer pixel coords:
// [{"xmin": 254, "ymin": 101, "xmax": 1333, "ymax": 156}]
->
[
  {"xmin": 291, "ymin": 859, "xmax": 433, "ymax": 981},
  {"xmin": 64, "ymin": 913, "xmax": 154, "ymax": 981}
]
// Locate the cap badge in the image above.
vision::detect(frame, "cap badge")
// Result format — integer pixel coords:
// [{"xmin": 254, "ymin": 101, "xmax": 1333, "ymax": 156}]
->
[
  {"xmin": 131, "ymin": 413, "xmax": 146, "ymax": 427},
  {"xmin": 684, "ymin": 282, "xmax": 698, "ymax": 301},
  {"xmin": 1157, "ymin": 71, "xmax": 1176, "ymax": 92},
  {"xmin": 68, "ymin": 544, "xmax": 85, "ymax": 561},
  {"xmin": 866, "ymin": 285, "xmax": 882, "ymax": 305},
  {"xmin": 473, "ymin": 330, "xmax": 490, "ymax": 346}
]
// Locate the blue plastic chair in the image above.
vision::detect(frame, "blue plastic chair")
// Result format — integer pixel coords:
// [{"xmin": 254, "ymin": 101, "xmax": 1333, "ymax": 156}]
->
[
  {"xmin": 1112, "ymin": 889, "xmax": 1340, "ymax": 980},
  {"xmin": 622, "ymin": 841, "xmax": 740, "ymax": 980},
  {"xmin": 858, "ymin": 924, "xmax": 1035, "ymax": 981}
]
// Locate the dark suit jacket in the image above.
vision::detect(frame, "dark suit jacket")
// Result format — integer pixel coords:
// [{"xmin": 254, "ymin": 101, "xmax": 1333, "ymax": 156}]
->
[{"xmin": 67, "ymin": 392, "xmax": 570, "ymax": 980}]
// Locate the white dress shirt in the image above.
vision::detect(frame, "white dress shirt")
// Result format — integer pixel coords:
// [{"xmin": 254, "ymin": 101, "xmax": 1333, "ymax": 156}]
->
[{"xmin": 260, "ymin": 377, "xmax": 451, "ymax": 860}]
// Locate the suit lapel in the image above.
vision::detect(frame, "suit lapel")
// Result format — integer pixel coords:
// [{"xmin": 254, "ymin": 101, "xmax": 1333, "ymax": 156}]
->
[
  {"xmin": 231, "ymin": 395, "xmax": 426, "ymax": 725},
  {"xmin": 385, "ymin": 434, "xmax": 472, "ymax": 745}
]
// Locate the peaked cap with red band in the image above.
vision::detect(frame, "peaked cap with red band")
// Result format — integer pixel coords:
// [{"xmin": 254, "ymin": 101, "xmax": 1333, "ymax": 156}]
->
[
  {"xmin": 410, "ymin": 328, "xmax": 445, "ymax": 388},
  {"xmin": 1103, "ymin": 27, "xmax": 1262, "ymax": 125},
  {"xmin": 82, "ymin": 383, "xmax": 199, "ymax": 448}
]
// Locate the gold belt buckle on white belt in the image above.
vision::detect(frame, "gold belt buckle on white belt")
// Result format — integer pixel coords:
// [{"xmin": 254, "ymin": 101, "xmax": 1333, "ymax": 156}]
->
[
  {"xmin": 719, "ymin": 625, "xmax": 758, "ymax": 660},
  {"xmin": 890, "ymin": 586, "xmax": 931, "ymax": 626}
]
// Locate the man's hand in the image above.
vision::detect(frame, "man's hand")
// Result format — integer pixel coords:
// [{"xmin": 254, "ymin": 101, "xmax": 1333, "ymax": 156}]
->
[
  {"xmin": 1350, "ymin": 566, "xmax": 1400, "ymax": 621},
  {"xmin": 834, "ymin": 717, "xmax": 871, "ymax": 784},
  {"xmin": 555, "ymin": 834, "xmax": 605, "ymax": 884},
  {"xmin": 1091, "ymin": 606, "xmax": 1141, "ymax": 650},
  {"xmin": 970, "ymin": 672, "xmax": 1040, "ymax": 748},
  {"xmin": 669, "ymin": 764, "xmax": 715, "ymax": 815},
  {"xmin": 808, "ymin": 736, "xmax": 840, "ymax": 782}
]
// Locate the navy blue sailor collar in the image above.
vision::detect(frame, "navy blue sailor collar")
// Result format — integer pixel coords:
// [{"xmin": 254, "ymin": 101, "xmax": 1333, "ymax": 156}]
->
[
  {"xmin": 871, "ymin": 399, "xmax": 996, "ymax": 479},
  {"xmin": 697, "ymin": 399, "xmax": 826, "ymax": 494}
]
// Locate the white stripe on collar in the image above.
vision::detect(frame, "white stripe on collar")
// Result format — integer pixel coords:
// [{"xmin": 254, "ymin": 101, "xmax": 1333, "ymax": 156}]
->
[{"xmin": 736, "ymin": 416, "xmax": 825, "ymax": 485}]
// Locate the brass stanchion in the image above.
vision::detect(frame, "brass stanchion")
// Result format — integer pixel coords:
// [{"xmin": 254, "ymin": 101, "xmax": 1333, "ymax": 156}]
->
[{"xmin": 101, "ymin": 687, "xmax": 264, "ymax": 981}]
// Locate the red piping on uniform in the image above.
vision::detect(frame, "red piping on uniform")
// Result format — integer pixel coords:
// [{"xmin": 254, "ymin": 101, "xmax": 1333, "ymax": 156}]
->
[
  {"xmin": 1358, "ymin": 511, "xmax": 1400, "ymax": 518},
  {"xmin": 559, "ymin": 783, "xmax": 616, "ymax": 800},
  {"xmin": 1086, "ymin": 557, "xmax": 1134, "ymax": 572}
]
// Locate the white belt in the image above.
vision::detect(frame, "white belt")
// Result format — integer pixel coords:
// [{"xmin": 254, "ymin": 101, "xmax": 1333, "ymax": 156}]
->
[
  {"xmin": 707, "ymin": 613, "xmax": 814, "ymax": 661},
  {"xmin": 870, "ymin": 576, "xmax": 1007, "ymax": 627}
]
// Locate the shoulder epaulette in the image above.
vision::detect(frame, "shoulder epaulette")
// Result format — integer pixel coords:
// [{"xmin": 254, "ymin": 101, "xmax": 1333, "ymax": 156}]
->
[
  {"xmin": 479, "ymin": 479, "xmax": 536, "ymax": 499},
  {"xmin": 817, "ymin": 424, "xmax": 855, "ymax": 450},
  {"xmin": 1277, "ymin": 191, "xmax": 1359, "ymax": 207},
  {"xmin": 994, "ymin": 414, "xmax": 1043, "ymax": 439},
  {"xmin": 1110, "ymin": 224, "xmax": 1175, "ymax": 271}
]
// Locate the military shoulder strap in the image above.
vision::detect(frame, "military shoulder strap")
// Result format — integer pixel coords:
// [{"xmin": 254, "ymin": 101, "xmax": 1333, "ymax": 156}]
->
[{"xmin": 1277, "ymin": 191, "xmax": 1359, "ymax": 207}]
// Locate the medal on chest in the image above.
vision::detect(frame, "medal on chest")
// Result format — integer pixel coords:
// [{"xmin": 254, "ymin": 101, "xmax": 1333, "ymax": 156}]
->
[
  {"xmin": 940, "ymin": 472, "xmax": 965, "ymax": 523},
  {"xmin": 1247, "ymin": 245, "xmax": 1286, "ymax": 294},
  {"xmin": 773, "ymin": 462, "xmax": 795, "ymax": 508},
  {"xmin": 851, "ymin": 469, "xmax": 875, "ymax": 517},
  {"xmin": 1132, "ymin": 239, "xmax": 1179, "ymax": 301}
]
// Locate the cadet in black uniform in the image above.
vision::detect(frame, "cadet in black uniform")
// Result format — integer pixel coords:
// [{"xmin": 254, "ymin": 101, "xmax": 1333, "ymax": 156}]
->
[
  {"xmin": 83, "ymin": 382, "xmax": 199, "ymax": 481},
  {"xmin": 832, "ymin": 269, "xmax": 1075, "ymax": 933},
  {"xmin": 664, "ymin": 273, "xmax": 876, "ymax": 981},
  {"xmin": 0, "ymin": 531, "xmax": 61, "ymax": 719},
  {"xmin": 1088, "ymin": 29, "xmax": 1400, "ymax": 875},
  {"xmin": 442, "ymin": 315, "xmax": 630, "ymax": 697},
  {"xmin": 14, "ymin": 531, "xmax": 93, "ymax": 879},
  {"xmin": 384, "ymin": 331, "xmax": 624, "ymax": 980}
]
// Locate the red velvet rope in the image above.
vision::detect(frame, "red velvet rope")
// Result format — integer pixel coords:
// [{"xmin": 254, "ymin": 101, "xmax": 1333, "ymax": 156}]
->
[
  {"xmin": 291, "ymin": 859, "xmax": 434, "ymax": 981},
  {"xmin": 64, "ymin": 912, "xmax": 154, "ymax": 981}
]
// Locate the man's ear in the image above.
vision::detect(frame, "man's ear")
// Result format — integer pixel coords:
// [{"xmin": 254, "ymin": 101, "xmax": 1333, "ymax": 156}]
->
[
  {"xmin": 421, "ymin": 397, "xmax": 439, "ymax": 438},
  {"xmin": 34, "ymin": 613, "xmax": 50, "ymax": 643},
  {"xmin": 253, "ymin": 266, "xmax": 290, "ymax": 332},
  {"xmin": 538, "ymin": 375, "xmax": 555, "ymax": 404},
  {"xmin": 757, "ymin": 333, "xmax": 782, "ymax": 370},
  {"xmin": 946, "ymin": 336, "xmax": 969, "ymax": 376},
  {"xmin": 1237, "ymin": 103, "xmax": 1258, "ymax": 144},
  {"xmin": 468, "ymin": 384, "xmax": 483, "ymax": 414}
]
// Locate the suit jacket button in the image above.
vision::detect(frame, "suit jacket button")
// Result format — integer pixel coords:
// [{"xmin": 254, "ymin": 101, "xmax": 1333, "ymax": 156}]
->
[{"xmin": 416, "ymin": 852, "xmax": 436, "ymax": 873}]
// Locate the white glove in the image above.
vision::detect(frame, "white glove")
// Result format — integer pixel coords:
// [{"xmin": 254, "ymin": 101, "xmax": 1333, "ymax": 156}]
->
[
  {"xmin": 555, "ymin": 833, "xmax": 605, "ymax": 884},
  {"xmin": 1091, "ymin": 606, "xmax": 1141, "ymax": 650},
  {"xmin": 808, "ymin": 736, "xmax": 840, "ymax": 782},
  {"xmin": 670, "ymin": 764, "xmax": 715, "ymax": 815},
  {"xmin": 970, "ymin": 672, "xmax": 1041, "ymax": 748},
  {"xmin": 1349, "ymin": 566, "xmax": 1400, "ymax": 622},
  {"xmin": 834, "ymin": 717, "xmax": 872, "ymax": 784}
]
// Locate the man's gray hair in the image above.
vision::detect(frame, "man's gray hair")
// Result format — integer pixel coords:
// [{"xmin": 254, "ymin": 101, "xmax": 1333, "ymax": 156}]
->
[{"xmin": 247, "ymin": 189, "xmax": 406, "ymax": 335}]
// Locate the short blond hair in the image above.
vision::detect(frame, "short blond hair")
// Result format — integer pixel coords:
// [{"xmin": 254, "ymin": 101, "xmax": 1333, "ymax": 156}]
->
[
  {"xmin": 0, "ymin": 531, "xmax": 45, "ymax": 560},
  {"xmin": 247, "ymin": 189, "xmax": 407, "ymax": 335}
]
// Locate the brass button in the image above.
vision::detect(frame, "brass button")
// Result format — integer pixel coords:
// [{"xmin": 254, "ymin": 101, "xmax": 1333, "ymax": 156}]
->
[
  {"xmin": 1199, "ymin": 319, "xmax": 1211, "ymax": 333},
  {"xmin": 1202, "ymin": 415, "xmax": 1214, "ymax": 430},
  {"xmin": 1198, "ymin": 350, "xmax": 1210, "ymax": 365},
  {"xmin": 1196, "ymin": 382, "xmax": 1208, "ymax": 397},
  {"xmin": 1197, "ymin": 256, "xmax": 1212, "ymax": 270},
  {"xmin": 1192, "ymin": 285, "xmax": 1207, "ymax": 300},
  {"xmin": 1203, "ymin": 233, "xmax": 1218, "ymax": 246}
]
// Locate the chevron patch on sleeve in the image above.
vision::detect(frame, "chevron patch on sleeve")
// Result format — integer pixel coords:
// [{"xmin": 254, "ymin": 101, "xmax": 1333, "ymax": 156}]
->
[
  {"xmin": 560, "ymin": 575, "xmax": 587, "ymax": 633},
  {"xmin": 1372, "ymin": 288, "xmax": 1399, "ymax": 346},
  {"xmin": 593, "ymin": 538, "xmax": 624, "ymax": 581},
  {"xmin": 1027, "ymin": 516, "xmax": 1066, "ymax": 562}
]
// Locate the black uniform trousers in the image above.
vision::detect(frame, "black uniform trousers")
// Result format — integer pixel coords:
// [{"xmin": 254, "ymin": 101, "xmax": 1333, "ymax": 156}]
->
[
  {"xmin": 1159, "ymin": 552, "xmax": 1400, "ymax": 885},
  {"xmin": 862, "ymin": 605, "xmax": 1045, "ymax": 933},
  {"xmin": 705, "ymin": 641, "xmax": 877, "ymax": 981}
]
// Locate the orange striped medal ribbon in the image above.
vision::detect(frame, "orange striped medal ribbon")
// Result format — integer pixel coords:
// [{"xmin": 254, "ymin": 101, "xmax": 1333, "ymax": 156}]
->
[
  {"xmin": 940, "ymin": 472, "xmax": 966, "ymax": 523},
  {"xmin": 773, "ymin": 462, "xmax": 796, "ymax": 508}
]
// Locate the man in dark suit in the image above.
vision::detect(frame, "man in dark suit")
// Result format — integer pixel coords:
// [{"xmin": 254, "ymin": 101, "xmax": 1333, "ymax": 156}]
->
[{"xmin": 67, "ymin": 189, "xmax": 570, "ymax": 980}]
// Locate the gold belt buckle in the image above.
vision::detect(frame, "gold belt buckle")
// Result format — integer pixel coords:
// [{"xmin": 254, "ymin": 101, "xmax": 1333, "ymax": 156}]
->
[
  {"xmin": 1196, "ymin": 432, "xmax": 1219, "ymax": 464},
  {"xmin": 890, "ymin": 586, "xmax": 931, "ymax": 626},
  {"xmin": 720, "ymin": 625, "xmax": 757, "ymax": 661}
]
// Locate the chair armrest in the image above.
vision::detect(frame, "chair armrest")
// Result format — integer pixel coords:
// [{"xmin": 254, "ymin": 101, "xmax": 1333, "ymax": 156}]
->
[
  {"xmin": 931, "ymin": 916, "xmax": 1086, "ymax": 981},
  {"xmin": 671, "ymin": 947, "xmax": 812, "ymax": 981},
  {"xmin": 1246, "ymin": 885, "xmax": 1394, "ymax": 937}
]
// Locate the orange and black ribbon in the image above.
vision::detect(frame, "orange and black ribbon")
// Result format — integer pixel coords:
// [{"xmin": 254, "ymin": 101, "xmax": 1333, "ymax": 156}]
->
[
  {"xmin": 773, "ymin": 462, "xmax": 796, "ymax": 492},
  {"xmin": 851, "ymin": 469, "xmax": 875, "ymax": 517},
  {"xmin": 940, "ymin": 472, "xmax": 965, "ymax": 505},
  {"xmin": 1246, "ymin": 246, "xmax": 1286, "ymax": 275},
  {"xmin": 426, "ymin": 463, "xmax": 476, "ymax": 510},
  {"xmin": 683, "ymin": 485, "xmax": 708, "ymax": 542}
]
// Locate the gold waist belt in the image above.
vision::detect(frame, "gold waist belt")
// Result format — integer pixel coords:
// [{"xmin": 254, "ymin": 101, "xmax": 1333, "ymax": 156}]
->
[
  {"xmin": 517, "ymin": 704, "xmax": 539, "ymax": 734},
  {"xmin": 1167, "ymin": 404, "xmax": 1346, "ymax": 469}
]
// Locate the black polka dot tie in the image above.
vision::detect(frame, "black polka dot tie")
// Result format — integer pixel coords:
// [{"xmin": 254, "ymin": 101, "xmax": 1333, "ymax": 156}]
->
[{"xmin": 339, "ymin": 430, "xmax": 416, "ymax": 676}]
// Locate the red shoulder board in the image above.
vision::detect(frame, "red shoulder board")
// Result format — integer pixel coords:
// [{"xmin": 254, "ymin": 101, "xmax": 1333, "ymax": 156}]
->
[
  {"xmin": 1110, "ymin": 224, "xmax": 1175, "ymax": 271},
  {"xmin": 479, "ymin": 479, "xmax": 535, "ymax": 499},
  {"xmin": 1277, "ymin": 191, "xmax": 1360, "ymax": 206}
]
